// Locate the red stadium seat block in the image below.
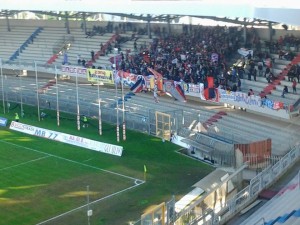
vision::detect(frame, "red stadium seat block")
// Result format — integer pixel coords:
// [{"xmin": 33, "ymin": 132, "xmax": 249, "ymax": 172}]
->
[
  {"xmin": 218, "ymin": 111, "xmax": 227, "ymax": 116},
  {"xmin": 207, "ymin": 118, "xmax": 218, "ymax": 123},
  {"xmin": 212, "ymin": 114, "xmax": 222, "ymax": 119}
]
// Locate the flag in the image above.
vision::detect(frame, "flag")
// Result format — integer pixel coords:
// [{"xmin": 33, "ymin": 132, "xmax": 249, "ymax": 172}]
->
[
  {"xmin": 147, "ymin": 67, "xmax": 163, "ymax": 80},
  {"xmin": 175, "ymin": 84, "xmax": 186, "ymax": 102},
  {"xmin": 113, "ymin": 70, "xmax": 120, "ymax": 86},
  {"xmin": 144, "ymin": 165, "xmax": 147, "ymax": 173},
  {"xmin": 167, "ymin": 82, "xmax": 186, "ymax": 102},
  {"xmin": 130, "ymin": 75, "xmax": 145, "ymax": 93},
  {"xmin": 147, "ymin": 67, "xmax": 164, "ymax": 92}
]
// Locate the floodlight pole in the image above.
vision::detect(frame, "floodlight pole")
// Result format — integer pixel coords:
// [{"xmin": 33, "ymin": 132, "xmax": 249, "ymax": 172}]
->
[
  {"xmin": 76, "ymin": 71, "xmax": 80, "ymax": 130},
  {"xmin": 0, "ymin": 58, "xmax": 5, "ymax": 114},
  {"xmin": 19, "ymin": 73, "xmax": 23, "ymax": 118},
  {"xmin": 19, "ymin": 52, "xmax": 23, "ymax": 118},
  {"xmin": 35, "ymin": 61, "xmax": 40, "ymax": 121},
  {"xmin": 97, "ymin": 79, "xmax": 102, "ymax": 135},
  {"xmin": 114, "ymin": 49, "xmax": 120, "ymax": 142},
  {"xmin": 55, "ymin": 66, "xmax": 60, "ymax": 126},
  {"xmin": 115, "ymin": 71, "xmax": 120, "ymax": 142},
  {"xmin": 121, "ymin": 70, "xmax": 126, "ymax": 140}
]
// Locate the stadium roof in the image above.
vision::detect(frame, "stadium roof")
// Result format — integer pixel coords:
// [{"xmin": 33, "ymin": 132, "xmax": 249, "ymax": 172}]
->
[{"xmin": 0, "ymin": 0, "xmax": 300, "ymax": 26}]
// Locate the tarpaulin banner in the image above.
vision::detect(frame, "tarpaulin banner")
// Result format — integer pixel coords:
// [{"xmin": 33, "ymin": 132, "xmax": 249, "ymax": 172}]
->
[
  {"xmin": 87, "ymin": 68, "xmax": 114, "ymax": 84},
  {"xmin": 61, "ymin": 65, "xmax": 87, "ymax": 78}
]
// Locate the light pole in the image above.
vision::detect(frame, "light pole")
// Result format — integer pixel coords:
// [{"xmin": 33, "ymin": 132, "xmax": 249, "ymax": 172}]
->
[
  {"xmin": 0, "ymin": 58, "xmax": 5, "ymax": 114},
  {"xmin": 76, "ymin": 70, "xmax": 80, "ymax": 130},
  {"xmin": 19, "ymin": 74, "xmax": 23, "ymax": 118},
  {"xmin": 97, "ymin": 78, "xmax": 102, "ymax": 135},
  {"xmin": 115, "ymin": 72, "xmax": 120, "ymax": 142},
  {"xmin": 121, "ymin": 70, "xmax": 126, "ymax": 140},
  {"xmin": 55, "ymin": 65, "xmax": 60, "ymax": 126},
  {"xmin": 18, "ymin": 54, "xmax": 23, "ymax": 118},
  {"xmin": 114, "ymin": 48, "xmax": 120, "ymax": 142},
  {"xmin": 35, "ymin": 61, "xmax": 40, "ymax": 121}
]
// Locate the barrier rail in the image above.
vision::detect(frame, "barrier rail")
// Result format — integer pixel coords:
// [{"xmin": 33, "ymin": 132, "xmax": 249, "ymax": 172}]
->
[{"xmin": 184, "ymin": 145, "xmax": 300, "ymax": 225}]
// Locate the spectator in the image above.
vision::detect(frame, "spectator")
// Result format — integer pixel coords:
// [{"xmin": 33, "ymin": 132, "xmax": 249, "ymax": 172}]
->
[
  {"xmin": 232, "ymin": 83, "xmax": 237, "ymax": 92},
  {"xmin": 83, "ymin": 115, "xmax": 88, "ymax": 128},
  {"xmin": 248, "ymin": 89, "xmax": 254, "ymax": 96},
  {"xmin": 81, "ymin": 59, "xmax": 86, "ymax": 67},
  {"xmin": 281, "ymin": 85, "xmax": 288, "ymax": 97},
  {"xmin": 264, "ymin": 67, "xmax": 270, "ymax": 77},
  {"xmin": 266, "ymin": 72, "xmax": 274, "ymax": 83},
  {"xmin": 257, "ymin": 62, "xmax": 263, "ymax": 77},
  {"xmin": 237, "ymin": 78, "xmax": 242, "ymax": 91},
  {"xmin": 63, "ymin": 52, "xmax": 68, "ymax": 65},
  {"xmin": 15, "ymin": 113, "xmax": 19, "ymax": 122},
  {"xmin": 77, "ymin": 54, "xmax": 81, "ymax": 65},
  {"xmin": 40, "ymin": 112, "xmax": 47, "ymax": 120},
  {"xmin": 253, "ymin": 68, "xmax": 257, "ymax": 81},
  {"xmin": 91, "ymin": 50, "xmax": 95, "ymax": 62},
  {"xmin": 292, "ymin": 79, "xmax": 297, "ymax": 93}
]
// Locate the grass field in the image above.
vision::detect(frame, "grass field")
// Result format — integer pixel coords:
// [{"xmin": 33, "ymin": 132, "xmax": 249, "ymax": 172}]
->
[{"xmin": 0, "ymin": 104, "xmax": 214, "ymax": 225}]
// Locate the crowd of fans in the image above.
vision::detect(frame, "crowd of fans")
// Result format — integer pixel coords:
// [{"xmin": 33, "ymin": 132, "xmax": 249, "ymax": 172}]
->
[
  {"xmin": 76, "ymin": 22, "xmax": 300, "ymax": 97},
  {"xmin": 117, "ymin": 26, "xmax": 244, "ymax": 86}
]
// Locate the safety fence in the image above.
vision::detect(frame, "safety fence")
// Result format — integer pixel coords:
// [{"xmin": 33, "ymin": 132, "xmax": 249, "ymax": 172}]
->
[{"xmin": 180, "ymin": 144, "xmax": 300, "ymax": 225}]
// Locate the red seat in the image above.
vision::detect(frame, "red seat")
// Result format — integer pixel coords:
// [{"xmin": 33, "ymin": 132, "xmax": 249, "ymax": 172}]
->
[
  {"xmin": 217, "ymin": 111, "xmax": 227, "ymax": 116},
  {"xmin": 207, "ymin": 118, "xmax": 218, "ymax": 122},
  {"xmin": 212, "ymin": 114, "xmax": 222, "ymax": 119}
]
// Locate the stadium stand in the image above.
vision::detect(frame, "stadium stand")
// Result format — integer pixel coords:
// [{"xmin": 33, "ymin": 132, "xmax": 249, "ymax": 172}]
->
[
  {"xmin": 238, "ymin": 171, "xmax": 300, "ymax": 225},
  {"xmin": 0, "ymin": 17, "xmax": 300, "ymax": 225}
]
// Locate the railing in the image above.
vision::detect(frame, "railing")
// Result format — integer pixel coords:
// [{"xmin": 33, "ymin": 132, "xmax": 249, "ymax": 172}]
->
[
  {"xmin": 205, "ymin": 145, "xmax": 298, "ymax": 225},
  {"xmin": 52, "ymin": 35, "xmax": 74, "ymax": 54},
  {"xmin": 167, "ymin": 145, "xmax": 299, "ymax": 225}
]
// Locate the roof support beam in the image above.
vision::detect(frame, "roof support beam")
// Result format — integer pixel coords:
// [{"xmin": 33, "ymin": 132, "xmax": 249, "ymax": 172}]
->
[{"xmin": 5, "ymin": 10, "xmax": 11, "ymax": 32}]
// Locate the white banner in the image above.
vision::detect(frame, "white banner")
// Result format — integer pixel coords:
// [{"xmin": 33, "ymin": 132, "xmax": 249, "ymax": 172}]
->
[
  {"xmin": 9, "ymin": 122, "xmax": 123, "ymax": 156},
  {"xmin": 61, "ymin": 65, "xmax": 87, "ymax": 79}
]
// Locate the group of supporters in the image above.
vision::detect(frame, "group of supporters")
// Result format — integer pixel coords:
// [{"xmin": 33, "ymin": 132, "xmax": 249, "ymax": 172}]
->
[
  {"xmin": 81, "ymin": 23, "xmax": 300, "ymax": 100},
  {"xmin": 114, "ymin": 26, "xmax": 245, "ymax": 88}
]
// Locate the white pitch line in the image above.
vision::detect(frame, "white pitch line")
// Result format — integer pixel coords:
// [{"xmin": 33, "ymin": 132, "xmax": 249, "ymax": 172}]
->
[
  {"xmin": 35, "ymin": 180, "xmax": 145, "ymax": 225},
  {"xmin": 0, "ymin": 156, "xmax": 50, "ymax": 171},
  {"xmin": 0, "ymin": 139, "xmax": 144, "ymax": 183}
]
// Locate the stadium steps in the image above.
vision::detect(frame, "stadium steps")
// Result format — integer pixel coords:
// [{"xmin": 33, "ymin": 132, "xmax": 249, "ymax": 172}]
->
[
  {"xmin": 202, "ymin": 111, "xmax": 227, "ymax": 129},
  {"xmin": 264, "ymin": 208, "xmax": 300, "ymax": 225}
]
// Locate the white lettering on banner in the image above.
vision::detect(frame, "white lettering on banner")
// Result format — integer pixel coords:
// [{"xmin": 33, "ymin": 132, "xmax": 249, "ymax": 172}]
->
[{"xmin": 9, "ymin": 122, "xmax": 123, "ymax": 156}]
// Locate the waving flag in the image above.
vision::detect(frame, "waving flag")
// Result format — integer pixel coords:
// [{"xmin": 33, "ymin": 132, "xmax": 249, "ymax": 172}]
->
[
  {"xmin": 165, "ymin": 81, "xmax": 186, "ymax": 102},
  {"xmin": 175, "ymin": 84, "xmax": 187, "ymax": 102},
  {"xmin": 130, "ymin": 75, "xmax": 145, "ymax": 93},
  {"xmin": 148, "ymin": 67, "xmax": 164, "ymax": 92},
  {"xmin": 113, "ymin": 70, "xmax": 120, "ymax": 85}
]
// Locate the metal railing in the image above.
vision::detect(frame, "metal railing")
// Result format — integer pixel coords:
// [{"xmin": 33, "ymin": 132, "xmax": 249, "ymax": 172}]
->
[{"xmin": 183, "ymin": 144, "xmax": 300, "ymax": 225}]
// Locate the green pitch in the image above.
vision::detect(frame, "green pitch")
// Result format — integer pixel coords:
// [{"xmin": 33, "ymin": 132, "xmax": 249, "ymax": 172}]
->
[{"xmin": 0, "ymin": 104, "xmax": 214, "ymax": 225}]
